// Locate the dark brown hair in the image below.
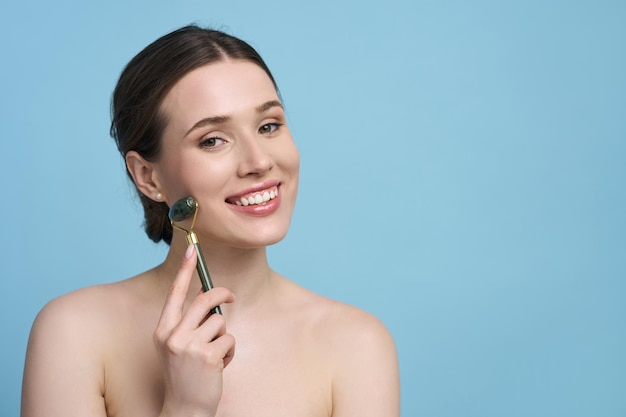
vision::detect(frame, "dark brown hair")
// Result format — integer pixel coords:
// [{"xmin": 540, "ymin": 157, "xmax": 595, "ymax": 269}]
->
[{"xmin": 110, "ymin": 25, "xmax": 278, "ymax": 244}]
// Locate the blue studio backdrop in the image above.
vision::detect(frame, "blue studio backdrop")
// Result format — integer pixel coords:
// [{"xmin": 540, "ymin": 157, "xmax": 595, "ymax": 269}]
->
[{"xmin": 1, "ymin": 1, "xmax": 625, "ymax": 416}]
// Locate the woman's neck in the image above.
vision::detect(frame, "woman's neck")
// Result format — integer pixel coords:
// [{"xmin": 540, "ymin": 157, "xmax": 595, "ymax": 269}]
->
[{"xmin": 156, "ymin": 233, "xmax": 276, "ymax": 318}]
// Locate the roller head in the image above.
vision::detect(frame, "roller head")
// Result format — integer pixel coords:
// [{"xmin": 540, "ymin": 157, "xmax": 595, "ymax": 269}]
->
[{"xmin": 169, "ymin": 196, "xmax": 198, "ymax": 222}]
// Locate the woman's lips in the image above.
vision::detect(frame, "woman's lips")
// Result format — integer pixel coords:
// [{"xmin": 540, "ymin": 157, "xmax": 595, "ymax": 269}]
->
[
  {"xmin": 226, "ymin": 185, "xmax": 279, "ymax": 207},
  {"xmin": 226, "ymin": 185, "xmax": 281, "ymax": 216}
]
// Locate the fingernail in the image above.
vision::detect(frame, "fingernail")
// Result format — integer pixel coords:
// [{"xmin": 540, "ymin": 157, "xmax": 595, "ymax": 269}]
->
[{"xmin": 184, "ymin": 245, "xmax": 195, "ymax": 259}]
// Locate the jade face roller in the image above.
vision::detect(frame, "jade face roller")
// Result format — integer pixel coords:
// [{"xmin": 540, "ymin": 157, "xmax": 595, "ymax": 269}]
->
[{"xmin": 168, "ymin": 196, "xmax": 222, "ymax": 315}]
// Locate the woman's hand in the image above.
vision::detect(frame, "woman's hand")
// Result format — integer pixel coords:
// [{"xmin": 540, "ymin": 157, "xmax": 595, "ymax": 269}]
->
[{"xmin": 155, "ymin": 245, "xmax": 235, "ymax": 417}]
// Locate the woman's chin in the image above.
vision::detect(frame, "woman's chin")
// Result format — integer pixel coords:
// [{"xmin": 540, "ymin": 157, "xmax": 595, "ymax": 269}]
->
[
  {"xmin": 232, "ymin": 229, "xmax": 290, "ymax": 249},
  {"xmin": 196, "ymin": 223, "xmax": 291, "ymax": 250}
]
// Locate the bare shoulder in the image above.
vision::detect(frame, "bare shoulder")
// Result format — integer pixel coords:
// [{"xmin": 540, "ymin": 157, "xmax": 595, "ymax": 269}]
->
[
  {"xmin": 23, "ymin": 277, "xmax": 139, "ymax": 417},
  {"xmin": 277, "ymin": 277, "xmax": 400, "ymax": 416},
  {"xmin": 26, "ymin": 274, "xmax": 150, "ymax": 373},
  {"xmin": 315, "ymin": 295, "xmax": 398, "ymax": 370},
  {"xmin": 32, "ymin": 276, "xmax": 141, "ymax": 334},
  {"xmin": 22, "ymin": 272, "xmax": 162, "ymax": 417},
  {"xmin": 280, "ymin": 277, "xmax": 395, "ymax": 349},
  {"xmin": 28, "ymin": 270, "xmax": 162, "ymax": 366}
]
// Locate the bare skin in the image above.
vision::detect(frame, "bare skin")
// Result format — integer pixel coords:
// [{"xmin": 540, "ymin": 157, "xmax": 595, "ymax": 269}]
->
[
  {"xmin": 22, "ymin": 244, "xmax": 399, "ymax": 417},
  {"xmin": 21, "ymin": 60, "xmax": 400, "ymax": 417}
]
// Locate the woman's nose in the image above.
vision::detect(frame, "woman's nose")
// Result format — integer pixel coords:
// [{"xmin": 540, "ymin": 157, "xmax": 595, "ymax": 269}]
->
[{"xmin": 236, "ymin": 136, "xmax": 274, "ymax": 177}]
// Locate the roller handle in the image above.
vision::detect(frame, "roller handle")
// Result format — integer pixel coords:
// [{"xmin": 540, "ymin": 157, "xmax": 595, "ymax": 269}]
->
[{"xmin": 187, "ymin": 233, "xmax": 222, "ymax": 315}]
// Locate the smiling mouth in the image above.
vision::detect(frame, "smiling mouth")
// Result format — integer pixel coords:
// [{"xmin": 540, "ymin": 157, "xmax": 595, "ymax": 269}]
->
[{"xmin": 226, "ymin": 185, "xmax": 279, "ymax": 207}]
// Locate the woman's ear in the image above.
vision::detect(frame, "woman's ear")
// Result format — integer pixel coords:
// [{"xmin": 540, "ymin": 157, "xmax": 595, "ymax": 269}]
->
[{"xmin": 125, "ymin": 151, "xmax": 165, "ymax": 202}]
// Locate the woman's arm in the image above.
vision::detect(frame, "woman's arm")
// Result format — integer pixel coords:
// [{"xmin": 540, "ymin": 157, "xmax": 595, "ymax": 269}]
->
[
  {"xmin": 330, "ymin": 309, "xmax": 400, "ymax": 417},
  {"xmin": 22, "ymin": 293, "xmax": 108, "ymax": 417}
]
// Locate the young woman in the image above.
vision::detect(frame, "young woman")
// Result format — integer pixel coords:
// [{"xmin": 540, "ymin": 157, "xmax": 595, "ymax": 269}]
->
[{"xmin": 22, "ymin": 25, "xmax": 400, "ymax": 417}]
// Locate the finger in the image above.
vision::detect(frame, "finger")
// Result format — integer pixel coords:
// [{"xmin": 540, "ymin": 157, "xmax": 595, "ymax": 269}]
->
[
  {"xmin": 195, "ymin": 309, "xmax": 228, "ymax": 342},
  {"xmin": 207, "ymin": 333, "xmax": 236, "ymax": 369},
  {"xmin": 158, "ymin": 245, "xmax": 197, "ymax": 329},
  {"xmin": 179, "ymin": 287, "xmax": 235, "ymax": 331},
  {"xmin": 222, "ymin": 333, "xmax": 236, "ymax": 368}
]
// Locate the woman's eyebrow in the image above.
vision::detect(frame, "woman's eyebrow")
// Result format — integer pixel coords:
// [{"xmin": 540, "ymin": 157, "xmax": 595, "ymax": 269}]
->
[
  {"xmin": 185, "ymin": 100, "xmax": 283, "ymax": 137},
  {"xmin": 256, "ymin": 100, "xmax": 283, "ymax": 113},
  {"xmin": 185, "ymin": 115, "xmax": 230, "ymax": 137}
]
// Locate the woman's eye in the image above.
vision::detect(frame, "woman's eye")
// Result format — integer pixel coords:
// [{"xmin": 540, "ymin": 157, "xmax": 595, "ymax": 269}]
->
[
  {"xmin": 200, "ymin": 137, "xmax": 224, "ymax": 149},
  {"xmin": 258, "ymin": 123, "xmax": 282, "ymax": 135}
]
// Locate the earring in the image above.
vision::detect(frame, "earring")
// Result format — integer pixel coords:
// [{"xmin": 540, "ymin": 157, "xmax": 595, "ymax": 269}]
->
[{"xmin": 155, "ymin": 193, "xmax": 163, "ymax": 201}]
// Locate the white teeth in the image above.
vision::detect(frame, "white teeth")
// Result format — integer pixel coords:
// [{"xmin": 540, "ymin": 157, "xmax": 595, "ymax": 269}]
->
[{"xmin": 236, "ymin": 187, "xmax": 279, "ymax": 207}]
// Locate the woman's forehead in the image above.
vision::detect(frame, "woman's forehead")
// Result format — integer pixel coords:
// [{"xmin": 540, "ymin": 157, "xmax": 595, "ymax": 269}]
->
[
  {"xmin": 163, "ymin": 61, "xmax": 278, "ymax": 115},
  {"xmin": 160, "ymin": 61, "xmax": 280, "ymax": 137}
]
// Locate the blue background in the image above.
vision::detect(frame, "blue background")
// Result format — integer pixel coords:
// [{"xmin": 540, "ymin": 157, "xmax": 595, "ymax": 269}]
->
[{"xmin": 1, "ymin": 0, "xmax": 625, "ymax": 416}]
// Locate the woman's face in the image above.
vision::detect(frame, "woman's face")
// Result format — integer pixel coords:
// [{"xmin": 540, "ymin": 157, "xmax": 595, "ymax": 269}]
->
[{"xmin": 153, "ymin": 60, "xmax": 299, "ymax": 249}]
